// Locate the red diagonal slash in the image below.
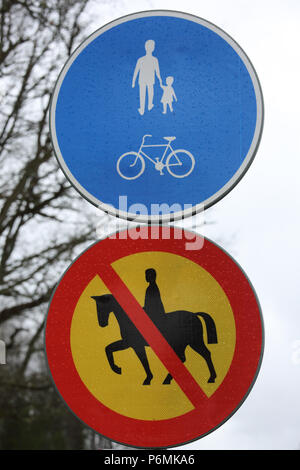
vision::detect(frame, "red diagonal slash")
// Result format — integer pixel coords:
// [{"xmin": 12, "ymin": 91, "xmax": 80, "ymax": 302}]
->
[{"xmin": 99, "ymin": 264, "xmax": 207, "ymax": 408}]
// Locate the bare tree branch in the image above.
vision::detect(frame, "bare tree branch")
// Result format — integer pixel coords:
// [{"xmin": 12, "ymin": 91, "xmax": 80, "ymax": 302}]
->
[{"xmin": 0, "ymin": 0, "xmax": 119, "ymax": 450}]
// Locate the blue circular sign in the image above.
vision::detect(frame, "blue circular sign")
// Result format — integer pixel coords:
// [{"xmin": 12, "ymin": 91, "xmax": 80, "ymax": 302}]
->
[{"xmin": 50, "ymin": 11, "xmax": 263, "ymax": 223}]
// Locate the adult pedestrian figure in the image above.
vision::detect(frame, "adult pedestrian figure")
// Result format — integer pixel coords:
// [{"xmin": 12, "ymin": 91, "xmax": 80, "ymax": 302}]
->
[{"xmin": 132, "ymin": 40, "xmax": 162, "ymax": 115}]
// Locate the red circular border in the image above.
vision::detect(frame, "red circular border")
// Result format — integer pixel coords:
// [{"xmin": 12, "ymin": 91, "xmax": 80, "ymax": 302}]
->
[{"xmin": 45, "ymin": 227, "xmax": 263, "ymax": 448}]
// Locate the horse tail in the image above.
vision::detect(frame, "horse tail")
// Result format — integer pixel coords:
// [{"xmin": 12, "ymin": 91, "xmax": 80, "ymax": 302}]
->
[{"xmin": 196, "ymin": 313, "xmax": 218, "ymax": 344}]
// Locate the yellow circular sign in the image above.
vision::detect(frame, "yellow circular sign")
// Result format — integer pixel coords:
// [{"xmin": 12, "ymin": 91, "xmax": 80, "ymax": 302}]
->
[{"xmin": 70, "ymin": 251, "xmax": 235, "ymax": 421}]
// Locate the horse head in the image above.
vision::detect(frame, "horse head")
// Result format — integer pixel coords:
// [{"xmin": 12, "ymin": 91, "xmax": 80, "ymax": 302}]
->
[{"xmin": 91, "ymin": 294, "xmax": 115, "ymax": 327}]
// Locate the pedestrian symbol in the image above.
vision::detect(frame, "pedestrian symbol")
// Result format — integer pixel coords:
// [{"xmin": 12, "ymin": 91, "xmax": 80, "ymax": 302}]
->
[{"xmin": 132, "ymin": 39, "xmax": 178, "ymax": 116}]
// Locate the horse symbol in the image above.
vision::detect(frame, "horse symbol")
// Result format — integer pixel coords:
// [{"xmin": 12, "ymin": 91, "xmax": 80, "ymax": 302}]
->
[{"xmin": 91, "ymin": 294, "xmax": 218, "ymax": 386}]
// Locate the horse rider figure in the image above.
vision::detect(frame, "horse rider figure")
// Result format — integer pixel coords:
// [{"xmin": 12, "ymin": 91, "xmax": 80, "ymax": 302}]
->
[{"xmin": 143, "ymin": 268, "xmax": 166, "ymax": 329}]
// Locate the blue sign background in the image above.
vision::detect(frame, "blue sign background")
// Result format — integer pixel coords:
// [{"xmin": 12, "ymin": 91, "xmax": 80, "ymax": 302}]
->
[{"xmin": 55, "ymin": 15, "xmax": 257, "ymax": 215}]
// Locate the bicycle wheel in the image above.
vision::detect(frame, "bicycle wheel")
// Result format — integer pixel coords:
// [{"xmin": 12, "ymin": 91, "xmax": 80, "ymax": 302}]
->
[
  {"xmin": 166, "ymin": 149, "xmax": 195, "ymax": 178},
  {"xmin": 116, "ymin": 152, "xmax": 145, "ymax": 180}
]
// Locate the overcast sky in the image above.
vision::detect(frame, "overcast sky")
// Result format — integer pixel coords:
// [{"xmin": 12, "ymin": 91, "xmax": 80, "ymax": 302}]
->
[{"xmin": 80, "ymin": 0, "xmax": 300, "ymax": 450}]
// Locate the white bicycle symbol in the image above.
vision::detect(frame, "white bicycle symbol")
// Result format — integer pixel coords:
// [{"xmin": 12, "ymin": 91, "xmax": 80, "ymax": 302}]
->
[{"xmin": 116, "ymin": 135, "xmax": 195, "ymax": 180}]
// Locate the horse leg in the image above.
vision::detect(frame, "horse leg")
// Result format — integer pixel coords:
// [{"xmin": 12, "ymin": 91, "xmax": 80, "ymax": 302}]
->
[
  {"xmin": 191, "ymin": 343, "xmax": 217, "ymax": 383},
  {"xmin": 163, "ymin": 350, "xmax": 186, "ymax": 385},
  {"xmin": 134, "ymin": 346, "xmax": 153, "ymax": 385},
  {"xmin": 105, "ymin": 339, "xmax": 128, "ymax": 375}
]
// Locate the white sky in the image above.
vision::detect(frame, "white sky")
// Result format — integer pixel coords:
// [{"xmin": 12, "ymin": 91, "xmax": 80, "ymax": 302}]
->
[{"xmin": 81, "ymin": 0, "xmax": 300, "ymax": 450}]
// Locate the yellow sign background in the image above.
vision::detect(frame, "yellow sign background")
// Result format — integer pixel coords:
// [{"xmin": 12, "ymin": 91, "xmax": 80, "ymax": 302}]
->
[{"xmin": 70, "ymin": 251, "xmax": 236, "ymax": 420}]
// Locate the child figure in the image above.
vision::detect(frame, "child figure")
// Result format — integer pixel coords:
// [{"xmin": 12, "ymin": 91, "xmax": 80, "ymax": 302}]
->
[{"xmin": 160, "ymin": 76, "xmax": 177, "ymax": 113}]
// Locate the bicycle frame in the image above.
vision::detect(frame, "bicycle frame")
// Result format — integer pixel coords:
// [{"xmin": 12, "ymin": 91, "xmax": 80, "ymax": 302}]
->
[{"xmin": 137, "ymin": 135, "xmax": 173, "ymax": 165}]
